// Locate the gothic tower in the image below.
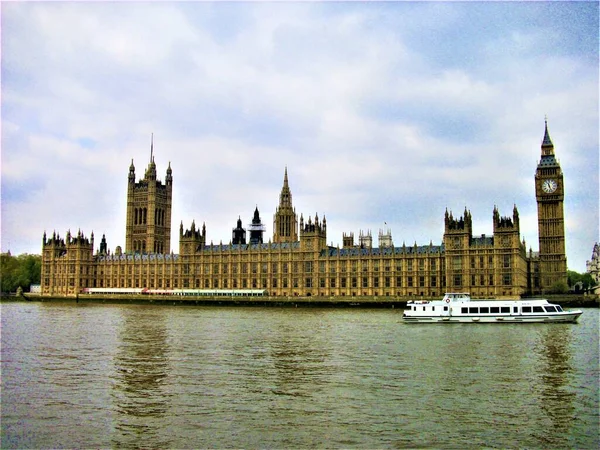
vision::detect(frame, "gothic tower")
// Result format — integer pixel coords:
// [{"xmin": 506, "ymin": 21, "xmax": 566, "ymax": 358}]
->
[
  {"xmin": 273, "ymin": 167, "xmax": 298, "ymax": 243},
  {"xmin": 300, "ymin": 213, "xmax": 327, "ymax": 252},
  {"xmin": 125, "ymin": 135, "xmax": 173, "ymax": 254},
  {"xmin": 248, "ymin": 206, "xmax": 266, "ymax": 245},
  {"xmin": 443, "ymin": 207, "xmax": 473, "ymax": 290},
  {"xmin": 232, "ymin": 216, "xmax": 246, "ymax": 245},
  {"xmin": 535, "ymin": 119, "xmax": 567, "ymax": 291}
]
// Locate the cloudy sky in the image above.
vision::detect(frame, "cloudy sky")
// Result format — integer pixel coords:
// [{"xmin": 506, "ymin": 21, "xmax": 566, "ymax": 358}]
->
[{"xmin": 2, "ymin": 1, "xmax": 598, "ymax": 272}]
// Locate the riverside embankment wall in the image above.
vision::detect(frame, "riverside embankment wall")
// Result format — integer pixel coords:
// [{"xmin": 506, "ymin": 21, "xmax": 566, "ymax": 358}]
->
[{"xmin": 4, "ymin": 293, "xmax": 598, "ymax": 308}]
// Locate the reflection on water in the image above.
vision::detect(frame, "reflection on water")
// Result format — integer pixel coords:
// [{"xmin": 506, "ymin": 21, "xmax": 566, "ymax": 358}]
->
[
  {"xmin": 535, "ymin": 326, "xmax": 576, "ymax": 444},
  {"xmin": 269, "ymin": 323, "xmax": 329, "ymax": 397},
  {"xmin": 111, "ymin": 308, "xmax": 171, "ymax": 449},
  {"xmin": 1, "ymin": 304, "xmax": 598, "ymax": 449}
]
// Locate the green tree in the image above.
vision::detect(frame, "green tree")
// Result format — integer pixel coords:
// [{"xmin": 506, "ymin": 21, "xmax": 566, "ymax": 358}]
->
[
  {"xmin": 567, "ymin": 269, "xmax": 598, "ymax": 292},
  {"xmin": 547, "ymin": 280, "xmax": 569, "ymax": 294},
  {"xmin": 0, "ymin": 253, "xmax": 42, "ymax": 293}
]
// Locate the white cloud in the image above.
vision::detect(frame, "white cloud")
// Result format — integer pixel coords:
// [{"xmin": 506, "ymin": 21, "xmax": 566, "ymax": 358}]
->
[{"xmin": 1, "ymin": 1, "xmax": 598, "ymax": 272}]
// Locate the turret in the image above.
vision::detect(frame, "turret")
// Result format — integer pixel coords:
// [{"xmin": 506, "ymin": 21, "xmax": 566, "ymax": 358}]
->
[
  {"xmin": 232, "ymin": 216, "xmax": 246, "ymax": 245},
  {"xmin": 249, "ymin": 206, "xmax": 266, "ymax": 245},
  {"xmin": 128, "ymin": 159, "xmax": 135, "ymax": 184},
  {"xmin": 166, "ymin": 161, "xmax": 172, "ymax": 186}
]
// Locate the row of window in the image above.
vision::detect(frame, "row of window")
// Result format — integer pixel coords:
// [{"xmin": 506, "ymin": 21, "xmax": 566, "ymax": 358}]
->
[
  {"xmin": 413, "ymin": 305, "xmax": 563, "ymax": 314},
  {"xmin": 459, "ymin": 305, "xmax": 562, "ymax": 314}
]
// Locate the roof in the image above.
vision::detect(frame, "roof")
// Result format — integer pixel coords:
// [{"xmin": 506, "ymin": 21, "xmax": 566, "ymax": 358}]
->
[{"xmin": 322, "ymin": 245, "xmax": 444, "ymax": 258}]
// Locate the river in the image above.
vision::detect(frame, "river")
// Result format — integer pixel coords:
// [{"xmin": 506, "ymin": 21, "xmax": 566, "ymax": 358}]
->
[{"xmin": 1, "ymin": 302, "xmax": 598, "ymax": 449}]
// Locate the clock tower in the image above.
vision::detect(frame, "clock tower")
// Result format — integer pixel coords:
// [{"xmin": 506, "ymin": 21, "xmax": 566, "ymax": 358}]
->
[{"xmin": 535, "ymin": 119, "xmax": 567, "ymax": 292}]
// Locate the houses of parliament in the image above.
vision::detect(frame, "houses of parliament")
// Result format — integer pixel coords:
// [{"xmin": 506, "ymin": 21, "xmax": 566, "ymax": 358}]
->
[{"xmin": 41, "ymin": 122, "xmax": 568, "ymax": 299}]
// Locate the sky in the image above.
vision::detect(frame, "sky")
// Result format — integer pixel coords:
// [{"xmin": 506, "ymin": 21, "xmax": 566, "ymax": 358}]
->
[{"xmin": 1, "ymin": 0, "xmax": 598, "ymax": 273}]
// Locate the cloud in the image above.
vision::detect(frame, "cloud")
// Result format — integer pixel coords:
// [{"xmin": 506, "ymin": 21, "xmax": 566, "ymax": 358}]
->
[{"xmin": 1, "ymin": 1, "xmax": 598, "ymax": 272}]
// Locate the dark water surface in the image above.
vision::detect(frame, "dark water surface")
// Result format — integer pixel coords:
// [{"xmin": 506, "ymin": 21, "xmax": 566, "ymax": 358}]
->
[{"xmin": 1, "ymin": 302, "xmax": 598, "ymax": 449}]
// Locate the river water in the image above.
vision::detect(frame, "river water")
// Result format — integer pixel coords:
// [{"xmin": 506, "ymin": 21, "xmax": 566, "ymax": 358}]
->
[{"xmin": 1, "ymin": 302, "xmax": 598, "ymax": 449}]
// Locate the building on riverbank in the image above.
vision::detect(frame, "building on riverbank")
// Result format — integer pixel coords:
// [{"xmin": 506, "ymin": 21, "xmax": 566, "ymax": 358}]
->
[
  {"xmin": 41, "ymin": 122, "xmax": 567, "ymax": 299},
  {"xmin": 587, "ymin": 243, "xmax": 600, "ymax": 295}
]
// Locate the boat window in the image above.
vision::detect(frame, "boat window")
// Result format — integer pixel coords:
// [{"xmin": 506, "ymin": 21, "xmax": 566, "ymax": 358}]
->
[
  {"xmin": 423, "ymin": 307, "xmax": 426, "ymax": 311},
  {"xmin": 490, "ymin": 307, "xmax": 500, "ymax": 314},
  {"xmin": 469, "ymin": 307, "xmax": 478, "ymax": 314},
  {"xmin": 480, "ymin": 307, "xmax": 489, "ymax": 314},
  {"xmin": 501, "ymin": 307, "xmax": 510, "ymax": 314},
  {"xmin": 461, "ymin": 307, "xmax": 468, "ymax": 314},
  {"xmin": 443, "ymin": 306, "xmax": 448, "ymax": 312},
  {"xmin": 432, "ymin": 306, "xmax": 435, "ymax": 311},
  {"xmin": 533, "ymin": 306, "xmax": 544, "ymax": 313},
  {"xmin": 513, "ymin": 307, "xmax": 518, "ymax": 313},
  {"xmin": 522, "ymin": 306, "xmax": 532, "ymax": 313},
  {"xmin": 556, "ymin": 305, "xmax": 564, "ymax": 312},
  {"xmin": 544, "ymin": 306, "xmax": 557, "ymax": 313}
]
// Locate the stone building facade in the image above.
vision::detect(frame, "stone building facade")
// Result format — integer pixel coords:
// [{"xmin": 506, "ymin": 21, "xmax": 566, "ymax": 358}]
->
[
  {"xmin": 41, "ymin": 123, "xmax": 567, "ymax": 298},
  {"xmin": 587, "ymin": 243, "xmax": 600, "ymax": 294}
]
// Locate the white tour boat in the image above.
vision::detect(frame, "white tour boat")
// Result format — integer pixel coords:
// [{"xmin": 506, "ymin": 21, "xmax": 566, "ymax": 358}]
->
[{"xmin": 402, "ymin": 293, "xmax": 583, "ymax": 323}]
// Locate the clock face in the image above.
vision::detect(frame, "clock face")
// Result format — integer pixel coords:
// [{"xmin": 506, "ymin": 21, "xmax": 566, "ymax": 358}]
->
[{"xmin": 542, "ymin": 179, "xmax": 558, "ymax": 194}]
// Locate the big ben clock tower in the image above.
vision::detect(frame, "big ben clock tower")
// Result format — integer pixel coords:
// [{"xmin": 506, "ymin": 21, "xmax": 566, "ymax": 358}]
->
[{"xmin": 535, "ymin": 119, "xmax": 567, "ymax": 292}]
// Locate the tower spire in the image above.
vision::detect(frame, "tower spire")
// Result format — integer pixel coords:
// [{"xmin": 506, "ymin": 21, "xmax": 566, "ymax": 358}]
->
[
  {"xmin": 150, "ymin": 133, "xmax": 154, "ymax": 162},
  {"xmin": 542, "ymin": 117, "xmax": 553, "ymax": 151}
]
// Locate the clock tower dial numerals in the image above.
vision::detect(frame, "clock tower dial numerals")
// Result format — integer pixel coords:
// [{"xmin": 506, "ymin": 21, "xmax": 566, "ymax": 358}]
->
[{"xmin": 541, "ymin": 179, "xmax": 557, "ymax": 194}]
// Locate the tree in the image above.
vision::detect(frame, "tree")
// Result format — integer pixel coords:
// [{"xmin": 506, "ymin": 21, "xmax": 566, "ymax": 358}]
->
[
  {"xmin": 0, "ymin": 253, "xmax": 42, "ymax": 293},
  {"xmin": 547, "ymin": 280, "xmax": 568, "ymax": 295},
  {"xmin": 567, "ymin": 269, "xmax": 598, "ymax": 293}
]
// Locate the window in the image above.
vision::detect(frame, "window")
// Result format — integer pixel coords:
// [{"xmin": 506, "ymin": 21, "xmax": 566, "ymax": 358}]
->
[
  {"xmin": 490, "ymin": 307, "xmax": 500, "ymax": 313},
  {"xmin": 533, "ymin": 306, "xmax": 544, "ymax": 313},
  {"xmin": 468, "ymin": 307, "xmax": 478, "ymax": 314},
  {"xmin": 522, "ymin": 306, "xmax": 532, "ymax": 313},
  {"xmin": 544, "ymin": 306, "xmax": 557, "ymax": 312},
  {"xmin": 501, "ymin": 307, "xmax": 510, "ymax": 314},
  {"xmin": 461, "ymin": 307, "xmax": 468, "ymax": 314},
  {"xmin": 480, "ymin": 307, "xmax": 489, "ymax": 314}
]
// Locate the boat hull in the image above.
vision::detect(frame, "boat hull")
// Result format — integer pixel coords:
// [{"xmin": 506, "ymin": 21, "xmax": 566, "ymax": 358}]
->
[{"xmin": 402, "ymin": 311, "xmax": 582, "ymax": 323}]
